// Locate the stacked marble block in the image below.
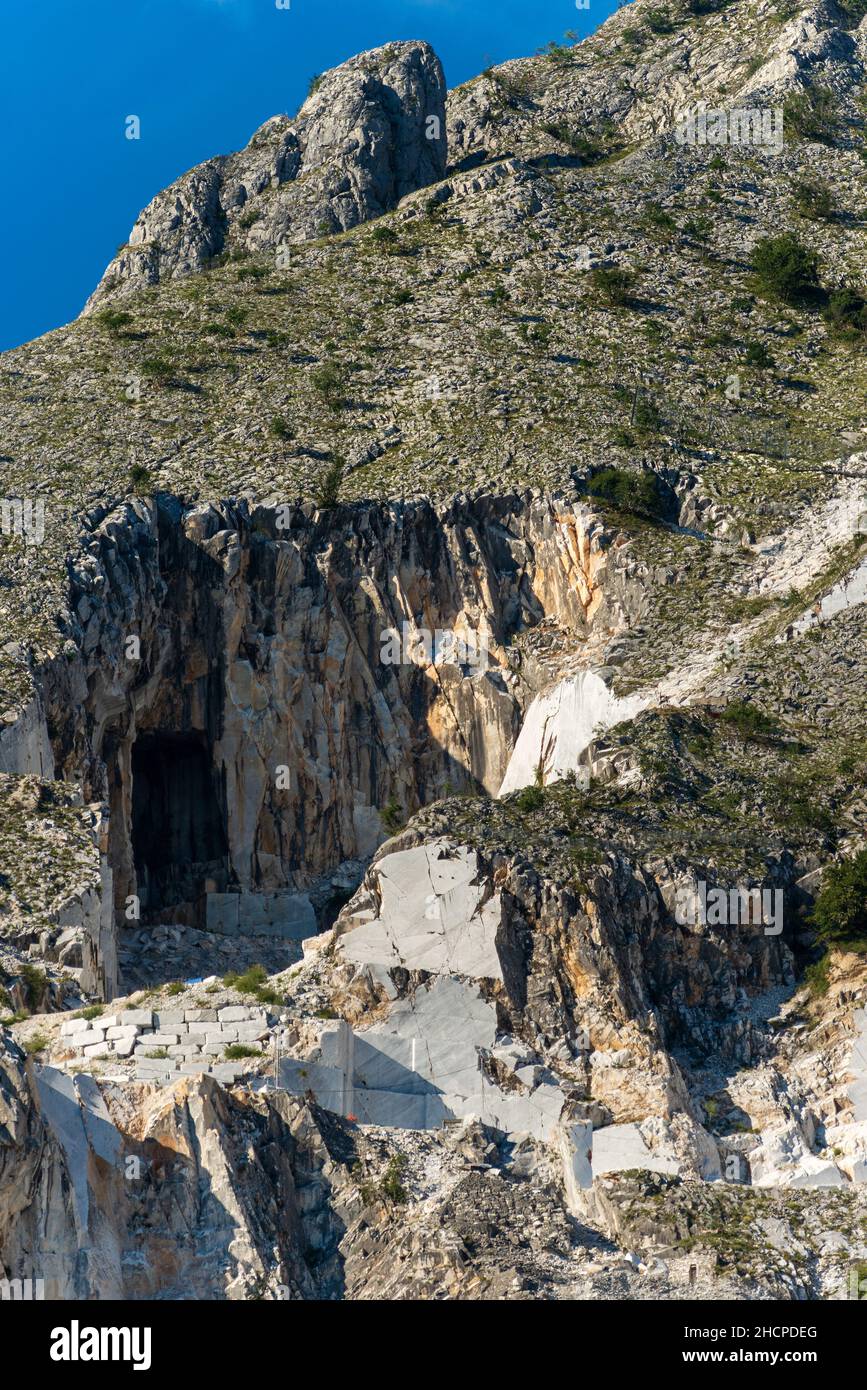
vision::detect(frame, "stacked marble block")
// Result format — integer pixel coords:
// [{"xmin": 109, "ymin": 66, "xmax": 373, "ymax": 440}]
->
[{"xmin": 60, "ymin": 1005, "xmax": 275, "ymax": 1084}]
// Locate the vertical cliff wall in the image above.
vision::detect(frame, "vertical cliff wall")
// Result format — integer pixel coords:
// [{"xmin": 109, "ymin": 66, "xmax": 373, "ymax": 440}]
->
[{"xmin": 23, "ymin": 491, "xmax": 637, "ymax": 958}]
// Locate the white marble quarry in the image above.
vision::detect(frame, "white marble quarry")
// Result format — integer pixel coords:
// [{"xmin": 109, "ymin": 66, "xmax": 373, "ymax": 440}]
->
[
  {"xmin": 59, "ymin": 1004, "xmax": 274, "ymax": 1083},
  {"xmin": 836, "ymin": 1008, "xmax": 867, "ymax": 1184},
  {"xmin": 0, "ymin": 695, "xmax": 55, "ymax": 777},
  {"xmin": 591, "ymin": 1123, "xmax": 681, "ymax": 1179},
  {"xmin": 779, "ymin": 556, "xmax": 867, "ymax": 642},
  {"xmin": 280, "ymin": 978, "xmax": 568, "ymax": 1139},
  {"xmin": 789, "ymin": 1164, "xmax": 847, "ymax": 1189},
  {"xmin": 339, "ymin": 841, "xmax": 503, "ymax": 981},
  {"xmin": 748, "ymin": 1124, "xmax": 846, "ymax": 1188},
  {"xmin": 745, "ymin": 1009, "xmax": 867, "ymax": 1189},
  {"xmin": 34, "ymin": 1067, "xmax": 122, "ymax": 1232},
  {"xmin": 205, "ymin": 890, "xmax": 316, "ymax": 940},
  {"xmin": 558, "ymin": 1121, "xmax": 594, "ymax": 1209},
  {"xmin": 498, "ymin": 669, "xmax": 647, "ymax": 794},
  {"xmin": 320, "ymin": 842, "xmax": 568, "ymax": 1135}
]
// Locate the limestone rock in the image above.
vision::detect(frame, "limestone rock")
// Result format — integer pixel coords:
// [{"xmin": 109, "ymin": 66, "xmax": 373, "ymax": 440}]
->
[{"xmin": 84, "ymin": 41, "xmax": 446, "ymax": 311}]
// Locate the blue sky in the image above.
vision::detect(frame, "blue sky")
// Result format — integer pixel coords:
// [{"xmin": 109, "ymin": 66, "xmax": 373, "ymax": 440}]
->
[{"xmin": 0, "ymin": 0, "xmax": 621, "ymax": 351}]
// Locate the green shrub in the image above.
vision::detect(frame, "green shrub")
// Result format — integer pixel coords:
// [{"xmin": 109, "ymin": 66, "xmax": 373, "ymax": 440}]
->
[
  {"xmin": 25, "ymin": 1032, "xmax": 50, "ymax": 1056},
  {"xmin": 254, "ymin": 985, "xmax": 283, "ymax": 1006},
  {"xmin": 203, "ymin": 321, "xmax": 235, "ymax": 339},
  {"xmin": 269, "ymin": 414, "xmax": 292, "ymax": 439},
  {"xmin": 784, "ymin": 86, "xmax": 839, "ymax": 144},
  {"xmin": 20, "ymin": 964, "xmax": 47, "ymax": 1011},
  {"xmin": 307, "ymin": 74, "xmax": 324, "ymax": 99},
  {"xmin": 645, "ymin": 7, "xmax": 675, "ymax": 33},
  {"xmin": 590, "ymin": 265, "xmax": 635, "ymax": 306},
  {"xmin": 311, "ymin": 361, "xmax": 346, "ymax": 408},
  {"xmin": 752, "ymin": 233, "xmax": 819, "ymax": 304},
  {"xmin": 683, "ymin": 214, "xmax": 713, "ymax": 243},
  {"xmin": 97, "ymin": 309, "xmax": 133, "ymax": 334},
  {"xmin": 380, "ymin": 1153, "xmax": 409, "ymax": 1203},
  {"xmin": 313, "ymin": 455, "xmax": 344, "ymax": 510},
  {"xmin": 371, "ymin": 224, "xmax": 400, "ymax": 252},
  {"xmin": 542, "ymin": 122, "xmax": 614, "ymax": 164},
  {"xmin": 718, "ymin": 699, "xmax": 780, "ymax": 741},
  {"xmin": 514, "ymin": 784, "xmax": 544, "ymax": 814},
  {"xmin": 811, "ymin": 850, "xmax": 867, "ymax": 945},
  {"xmin": 587, "ymin": 466, "xmax": 667, "ymax": 519},
  {"xmin": 224, "ymin": 964, "xmax": 268, "ymax": 995},
  {"xmin": 641, "ymin": 201, "xmax": 677, "ymax": 234},
  {"xmin": 381, "ymin": 797, "xmax": 404, "ymax": 834},
  {"xmin": 519, "ymin": 321, "xmax": 552, "ymax": 350},
  {"xmin": 744, "ymin": 340, "xmax": 775, "ymax": 369},
  {"xmin": 225, "ymin": 1044, "xmax": 262, "ymax": 1060},
  {"xmin": 140, "ymin": 355, "xmax": 174, "ymax": 385},
  {"xmin": 822, "ymin": 286, "xmax": 867, "ymax": 340},
  {"xmin": 219, "ymin": 965, "xmax": 283, "ymax": 1006},
  {"xmin": 75, "ymin": 1004, "xmax": 104, "ymax": 1021},
  {"xmin": 622, "ymin": 26, "xmax": 646, "ymax": 50},
  {"xmin": 804, "ymin": 953, "xmax": 831, "ymax": 996},
  {"xmin": 537, "ymin": 33, "xmax": 579, "ymax": 63},
  {"xmin": 791, "ymin": 177, "xmax": 836, "ymax": 221},
  {"xmin": 166, "ymin": 981, "xmax": 185, "ymax": 996},
  {"xmin": 633, "ymin": 393, "xmax": 661, "ymax": 436},
  {"xmin": 129, "ymin": 463, "xmax": 153, "ymax": 493}
]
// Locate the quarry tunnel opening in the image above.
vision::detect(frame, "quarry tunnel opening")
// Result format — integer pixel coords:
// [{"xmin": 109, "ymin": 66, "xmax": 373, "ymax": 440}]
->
[
  {"xmin": 56, "ymin": 492, "xmax": 623, "ymax": 991},
  {"xmin": 130, "ymin": 731, "xmax": 230, "ymax": 924}
]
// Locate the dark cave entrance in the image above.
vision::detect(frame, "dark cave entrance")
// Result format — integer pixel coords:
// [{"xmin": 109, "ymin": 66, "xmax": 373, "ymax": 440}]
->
[{"xmin": 131, "ymin": 731, "xmax": 229, "ymax": 921}]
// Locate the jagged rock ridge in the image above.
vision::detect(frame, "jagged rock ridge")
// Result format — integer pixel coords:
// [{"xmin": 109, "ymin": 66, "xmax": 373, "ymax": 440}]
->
[{"xmin": 85, "ymin": 41, "xmax": 447, "ymax": 312}]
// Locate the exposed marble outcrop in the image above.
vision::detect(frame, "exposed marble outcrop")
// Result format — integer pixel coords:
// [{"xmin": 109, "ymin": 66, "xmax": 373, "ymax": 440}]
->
[
  {"xmin": 499, "ymin": 670, "xmax": 648, "ymax": 794},
  {"xmin": 0, "ymin": 693, "xmax": 54, "ymax": 778},
  {"xmin": 0, "ymin": 1036, "xmax": 358, "ymax": 1298},
  {"xmin": 297, "ymin": 832, "xmax": 795, "ymax": 1178},
  {"xmin": 28, "ymin": 492, "xmax": 630, "ymax": 940},
  {"xmin": 5, "ymin": 0, "xmax": 867, "ymax": 1306}
]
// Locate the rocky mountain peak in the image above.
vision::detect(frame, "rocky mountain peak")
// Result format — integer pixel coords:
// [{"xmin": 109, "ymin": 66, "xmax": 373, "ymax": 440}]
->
[{"xmin": 84, "ymin": 38, "xmax": 447, "ymax": 313}]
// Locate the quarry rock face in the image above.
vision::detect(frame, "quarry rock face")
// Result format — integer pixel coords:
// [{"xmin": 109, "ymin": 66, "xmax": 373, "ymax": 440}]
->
[
  {"xmin": 84, "ymin": 40, "xmax": 447, "ymax": 311},
  {"xmin": 0, "ymin": 1035, "xmax": 361, "ymax": 1299},
  {"xmin": 5, "ymin": 0, "xmax": 867, "ymax": 1302},
  {"xmin": 21, "ymin": 491, "xmax": 628, "ymax": 948}
]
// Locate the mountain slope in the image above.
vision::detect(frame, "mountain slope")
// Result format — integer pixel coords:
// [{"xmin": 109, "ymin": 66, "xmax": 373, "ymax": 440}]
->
[{"xmin": 2, "ymin": 0, "xmax": 867, "ymax": 1303}]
